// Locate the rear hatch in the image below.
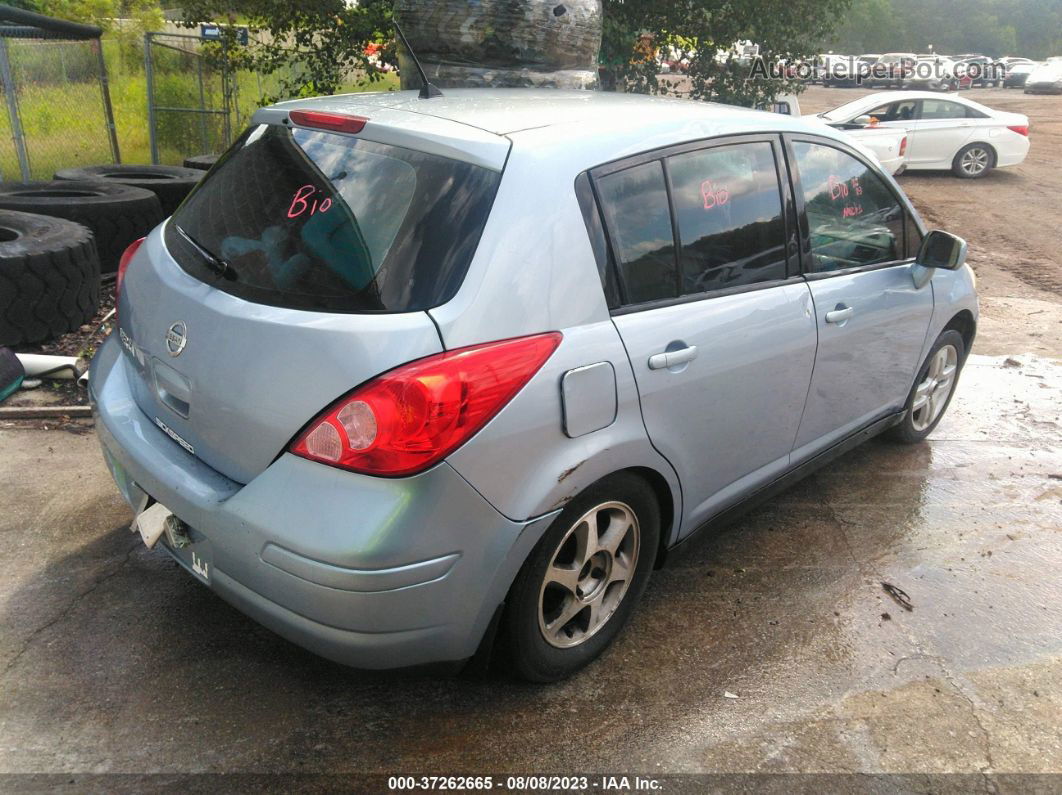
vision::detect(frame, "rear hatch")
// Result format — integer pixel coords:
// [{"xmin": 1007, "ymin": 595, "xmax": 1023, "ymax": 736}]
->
[{"xmin": 118, "ymin": 108, "xmax": 506, "ymax": 484}]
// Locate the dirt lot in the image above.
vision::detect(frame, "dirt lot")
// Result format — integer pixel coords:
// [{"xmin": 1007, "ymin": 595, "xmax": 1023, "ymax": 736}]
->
[{"xmin": 0, "ymin": 86, "xmax": 1060, "ymax": 790}]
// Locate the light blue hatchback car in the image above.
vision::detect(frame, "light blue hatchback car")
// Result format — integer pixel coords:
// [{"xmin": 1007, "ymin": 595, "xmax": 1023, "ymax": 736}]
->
[{"xmin": 91, "ymin": 89, "xmax": 977, "ymax": 681}]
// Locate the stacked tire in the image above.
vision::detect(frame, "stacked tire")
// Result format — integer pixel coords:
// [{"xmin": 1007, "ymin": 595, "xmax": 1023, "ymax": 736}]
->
[
  {"xmin": 0, "ymin": 180, "xmax": 162, "ymax": 274},
  {"xmin": 0, "ymin": 163, "xmax": 204, "ymax": 345},
  {"xmin": 183, "ymin": 154, "xmax": 219, "ymax": 172},
  {"xmin": 55, "ymin": 164, "xmax": 203, "ymax": 216},
  {"xmin": 0, "ymin": 210, "xmax": 100, "ymax": 346}
]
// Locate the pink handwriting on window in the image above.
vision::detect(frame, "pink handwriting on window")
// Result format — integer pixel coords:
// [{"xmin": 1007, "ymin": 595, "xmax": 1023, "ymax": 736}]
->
[
  {"xmin": 850, "ymin": 177, "xmax": 863, "ymax": 196},
  {"xmin": 842, "ymin": 203, "xmax": 864, "ymax": 218},
  {"xmin": 700, "ymin": 179, "xmax": 730, "ymax": 211},
  {"xmin": 287, "ymin": 184, "xmax": 333, "ymax": 219},
  {"xmin": 828, "ymin": 175, "xmax": 848, "ymax": 201}
]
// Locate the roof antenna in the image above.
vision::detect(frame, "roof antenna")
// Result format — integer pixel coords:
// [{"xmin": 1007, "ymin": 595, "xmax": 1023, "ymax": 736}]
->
[{"xmin": 393, "ymin": 19, "xmax": 443, "ymax": 99}]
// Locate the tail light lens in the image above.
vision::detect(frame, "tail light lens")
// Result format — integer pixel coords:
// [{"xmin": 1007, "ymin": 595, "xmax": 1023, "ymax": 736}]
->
[
  {"xmin": 1007, "ymin": 125, "xmax": 1029, "ymax": 136},
  {"xmin": 115, "ymin": 237, "xmax": 145, "ymax": 321},
  {"xmin": 290, "ymin": 332, "xmax": 563, "ymax": 477},
  {"xmin": 899, "ymin": 135, "xmax": 908, "ymax": 157}
]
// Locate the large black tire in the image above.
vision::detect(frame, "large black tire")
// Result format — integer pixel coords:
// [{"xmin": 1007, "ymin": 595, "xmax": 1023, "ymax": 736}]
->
[
  {"xmin": 0, "ymin": 210, "xmax": 100, "ymax": 346},
  {"xmin": 500, "ymin": 472, "xmax": 659, "ymax": 682},
  {"xmin": 0, "ymin": 180, "xmax": 162, "ymax": 274},
  {"xmin": 183, "ymin": 154, "xmax": 219, "ymax": 171},
  {"xmin": 54, "ymin": 164, "xmax": 203, "ymax": 216}
]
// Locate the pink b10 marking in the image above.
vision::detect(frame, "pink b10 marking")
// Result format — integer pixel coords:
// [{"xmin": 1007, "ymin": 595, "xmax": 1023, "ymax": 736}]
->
[
  {"xmin": 829, "ymin": 175, "xmax": 863, "ymax": 201},
  {"xmin": 288, "ymin": 184, "xmax": 333, "ymax": 219},
  {"xmin": 700, "ymin": 179, "xmax": 730, "ymax": 211}
]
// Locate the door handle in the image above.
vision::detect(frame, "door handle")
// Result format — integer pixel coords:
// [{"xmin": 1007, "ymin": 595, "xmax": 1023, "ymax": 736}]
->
[
  {"xmin": 825, "ymin": 306, "xmax": 854, "ymax": 324},
  {"xmin": 648, "ymin": 345, "xmax": 698, "ymax": 370}
]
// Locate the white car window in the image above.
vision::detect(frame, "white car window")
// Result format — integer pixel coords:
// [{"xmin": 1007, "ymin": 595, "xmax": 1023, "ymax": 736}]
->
[{"xmin": 920, "ymin": 100, "xmax": 969, "ymax": 120}]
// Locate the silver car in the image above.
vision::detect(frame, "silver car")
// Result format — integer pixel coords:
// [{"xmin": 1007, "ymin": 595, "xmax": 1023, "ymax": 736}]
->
[{"xmin": 91, "ymin": 89, "xmax": 977, "ymax": 681}]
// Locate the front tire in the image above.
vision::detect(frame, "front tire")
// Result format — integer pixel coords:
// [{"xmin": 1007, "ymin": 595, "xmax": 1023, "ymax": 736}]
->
[
  {"xmin": 501, "ymin": 472, "xmax": 660, "ymax": 682},
  {"xmin": 888, "ymin": 330, "xmax": 965, "ymax": 444}
]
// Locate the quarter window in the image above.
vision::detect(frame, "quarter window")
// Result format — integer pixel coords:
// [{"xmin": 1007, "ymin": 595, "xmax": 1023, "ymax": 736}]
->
[
  {"xmin": 793, "ymin": 141, "xmax": 904, "ymax": 272},
  {"xmin": 595, "ymin": 161, "xmax": 677, "ymax": 304},
  {"xmin": 667, "ymin": 142, "xmax": 787, "ymax": 294}
]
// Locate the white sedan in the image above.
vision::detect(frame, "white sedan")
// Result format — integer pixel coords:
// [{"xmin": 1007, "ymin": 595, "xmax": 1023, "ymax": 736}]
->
[
  {"xmin": 768, "ymin": 94, "xmax": 908, "ymax": 175},
  {"xmin": 816, "ymin": 91, "xmax": 1030, "ymax": 178}
]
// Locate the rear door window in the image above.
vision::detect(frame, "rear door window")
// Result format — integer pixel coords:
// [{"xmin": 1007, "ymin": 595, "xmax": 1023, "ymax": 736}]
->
[
  {"xmin": 166, "ymin": 124, "xmax": 501, "ymax": 313},
  {"xmin": 667, "ymin": 141, "xmax": 787, "ymax": 294},
  {"xmin": 594, "ymin": 161, "xmax": 678, "ymax": 304},
  {"xmin": 920, "ymin": 99, "xmax": 969, "ymax": 119},
  {"xmin": 792, "ymin": 141, "xmax": 904, "ymax": 271}
]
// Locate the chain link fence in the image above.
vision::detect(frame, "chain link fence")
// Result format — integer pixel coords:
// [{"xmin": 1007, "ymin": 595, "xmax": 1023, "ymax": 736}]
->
[
  {"xmin": 0, "ymin": 12, "xmax": 389, "ymax": 181},
  {"xmin": 145, "ymin": 31, "xmax": 304, "ymax": 166},
  {"xmin": 0, "ymin": 29, "xmax": 119, "ymax": 181}
]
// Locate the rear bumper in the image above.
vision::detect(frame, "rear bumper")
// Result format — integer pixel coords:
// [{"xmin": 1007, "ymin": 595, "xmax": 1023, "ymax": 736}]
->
[
  {"xmin": 90, "ymin": 335, "xmax": 555, "ymax": 669},
  {"xmin": 994, "ymin": 134, "xmax": 1030, "ymax": 168}
]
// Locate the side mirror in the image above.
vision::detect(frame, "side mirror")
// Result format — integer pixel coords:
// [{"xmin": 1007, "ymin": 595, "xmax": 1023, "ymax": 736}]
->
[
  {"xmin": 854, "ymin": 114, "xmax": 874, "ymax": 126},
  {"xmin": 916, "ymin": 230, "xmax": 967, "ymax": 270}
]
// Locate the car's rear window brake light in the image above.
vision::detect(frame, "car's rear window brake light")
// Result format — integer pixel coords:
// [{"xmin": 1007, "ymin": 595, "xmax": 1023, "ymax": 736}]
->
[{"xmin": 288, "ymin": 110, "xmax": 368, "ymax": 135}]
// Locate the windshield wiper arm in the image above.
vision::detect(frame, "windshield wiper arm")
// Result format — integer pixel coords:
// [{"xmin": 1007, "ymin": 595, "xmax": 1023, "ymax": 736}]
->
[{"xmin": 175, "ymin": 224, "xmax": 238, "ymax": 281}]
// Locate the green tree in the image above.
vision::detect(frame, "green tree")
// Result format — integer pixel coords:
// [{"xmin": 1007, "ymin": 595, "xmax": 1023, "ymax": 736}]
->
[
  {"xmin": 178, "ymin": 0, "xmax": 393, "ymax": 101},
  {"xmin": 600, "ymin": 0, "xmax": 854, "ymax": 106},
  {"xmin": 828, "ymin": 0, "xmax": 1062, "ymax": 58}
]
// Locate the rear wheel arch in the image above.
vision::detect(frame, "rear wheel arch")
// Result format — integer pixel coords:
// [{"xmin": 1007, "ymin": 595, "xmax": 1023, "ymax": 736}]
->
[{"xmin": 620, "ymin": 466, "xmax": 676, "ymax": 567}]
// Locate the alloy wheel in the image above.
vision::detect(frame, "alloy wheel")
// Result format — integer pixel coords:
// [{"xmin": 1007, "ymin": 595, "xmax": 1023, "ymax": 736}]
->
[
  {"xmin": 538, "ymin": 501, "xmax": 639, "ymax": 649},
  {"xmin": 911, "ymin": 344, "xmax": 959, "ymax": 431},
  {"xmin": 960, "ymin": 146, "xmax": 990, "ymax": 176}
]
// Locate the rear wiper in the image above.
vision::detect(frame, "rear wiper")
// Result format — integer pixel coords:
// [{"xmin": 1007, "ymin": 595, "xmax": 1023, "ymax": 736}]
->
[{"xmin": 175, "ymin": 224, "xmax": 238, "ymax": 281}]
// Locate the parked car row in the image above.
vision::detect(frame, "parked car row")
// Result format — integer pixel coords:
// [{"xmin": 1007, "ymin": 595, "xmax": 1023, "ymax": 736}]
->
[{"xmin": 813, "ymin": 52, "xmax": 1061, "ymax": 92}]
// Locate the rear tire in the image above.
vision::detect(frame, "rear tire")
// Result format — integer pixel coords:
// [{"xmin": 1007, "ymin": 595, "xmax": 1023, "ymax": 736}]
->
[
  {"xmin": 54, "ymin": 164, "xmax": 203, "ymax": 216},
  {"xmin": 887, "ymin": 330, "xmax": 965, "ymax": 444},
  {"xmin": 952, "ymin": 143, "xmax": 994, "ymax": 179},
  {"xmin": 500, "ymin": 472, "xmax": 659, "ymax": 682},
  {"xmin": 0, "ymin": 180, "xmax": 160, "ymax": 275},
  {"xmin": 0, "ymin": 210, "xmax": 100, "ymax": 346}
]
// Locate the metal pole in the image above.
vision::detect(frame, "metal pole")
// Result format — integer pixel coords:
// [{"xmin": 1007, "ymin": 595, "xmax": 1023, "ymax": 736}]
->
[
  {"xmin": 196, "ymin": 52, "xmax": 208, "ymax": 154},
  {"xmin": 94, "ymin": 38, "xmax": 121, "ymax": 164},
  {"xmin": 220, "ymin": 38, "xmax": 232, "ymax": 148},
  {"xmin": 0, "ymin": 37, "xmax": 30, "ymax": 182},
  {"xmin": 144, "ymin": 32, "xmax": 159, "ymax": 164}
]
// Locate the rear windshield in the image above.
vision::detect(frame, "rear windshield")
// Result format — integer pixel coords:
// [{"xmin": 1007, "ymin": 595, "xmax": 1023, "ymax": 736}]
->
[{"xmin": 166, "ymin": 123, "xmax": 501, "ymax": 313}]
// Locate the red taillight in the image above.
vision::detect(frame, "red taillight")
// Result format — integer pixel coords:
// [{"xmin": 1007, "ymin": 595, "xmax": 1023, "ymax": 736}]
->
[
  {"xmin": 288, "ymin": 109, "xmax": 368, "ymax": 135},
  {"xmin": 115, "ymin": 236, "xmax": 145, "ymax": 321},
  {"xmin": 1007, "ymin": 124, "xmax": 1029, "ymax": 136},
  {"xmin": 899, "ymin": 135, "xmax": 908, "ymax": 157},
  {"xmin": 290, "ymin": 332, "xmax": 563, "ymax": 477}
]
